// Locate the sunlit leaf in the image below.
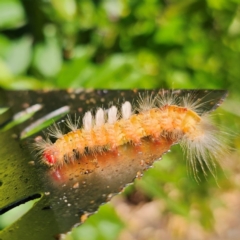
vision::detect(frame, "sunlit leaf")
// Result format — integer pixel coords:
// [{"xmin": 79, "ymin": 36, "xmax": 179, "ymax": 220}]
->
[
  {"xmin": 33, "ymin": 39, "xmax": 62, "ymax": 78},
  {"xmin": 0, "ymin": 0, "xmax": 25, "ymax": 29}
]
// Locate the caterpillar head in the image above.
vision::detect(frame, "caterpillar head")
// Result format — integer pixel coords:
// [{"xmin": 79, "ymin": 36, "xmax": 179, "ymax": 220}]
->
[
  {"xmin": 33, "ymin": 138, "xmax": 58, "ymax": 166},
  {"xmin": 43, "ymin": 149, "xmax": 57, "ymax": 166}
]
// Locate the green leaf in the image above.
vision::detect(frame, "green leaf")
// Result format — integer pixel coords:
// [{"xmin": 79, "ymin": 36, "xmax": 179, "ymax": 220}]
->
[
  {"xmin": 51, "ymin": 0, "xmax": 77, "ymax": 21},
  {"xmin": 70, "ymin": 204, "xmax": 124, "ymax": 240},
  {"xmin": 0, "ymin": 76, "xmax": 53, "ymax": 90},
  {"xmin": 0, "ymin": 89, "xmax": 229, "ymax": 239},
  {"xmin": 0, "ymin": 198, "xmax": 39, "ymax": 230},
  {"xmin": 0, "ymin": 59, "xmax": 13, "ymax": 80},
  {"xmin": 33, "ymin": 39, "xmax": 62, "ymax": 78},
  {"xmin": 0, "ymin": 0, "xmax": 25, "ymax": 29},
  {"xmin": 56, "ymin": 47, "xmax": 95, "ymax": 87},
  {"xmin": 4, "ymin": 36, "xmax": 32, "ymax": 75}
]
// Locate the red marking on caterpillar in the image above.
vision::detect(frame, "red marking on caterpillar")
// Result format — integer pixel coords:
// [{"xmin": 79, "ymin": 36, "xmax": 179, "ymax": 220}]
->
[
  {"xmin": 33, "ymin": 91, "xmax": 229, "ymax": 180},
  {"xmin": 43, "ymin": 151, "xmax": 56, "ymax": 165}
]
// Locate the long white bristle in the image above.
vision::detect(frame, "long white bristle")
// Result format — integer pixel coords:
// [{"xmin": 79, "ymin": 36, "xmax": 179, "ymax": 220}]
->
[
  {"xmin": 181, "ymin": 93, "xmax": 205, "ymax": 114},
  {"xmin": 108, "ymin": 106, "xmax": 118, "ymax": 124},
  {"xmin": 83, "ymin": 111, "xmax": 93, "ymax": 131},
  {"xmin": 180, "ymin": 115, "xmax": 226, "ymax": 181},
  {"xmin": 47, "ymin": 123, "xmax": 63, "ymax": 139},
  {"xmin": 32, "ymin": 138, "xmax": 53, "ymax": 156},
  {"xmin": 137, "ymin": 92, "xmax": 157, "ymax": 112},
  {"xmin": 65, "ymin": 114, "xmax": 79, "ymax": 131},
  {"xmin": 157, "ymin": 90, "xmax": 178, "ymax": 107},
  {"xmin": 121, "ymin": 101, "xmax": 132, "ymax": 119}
]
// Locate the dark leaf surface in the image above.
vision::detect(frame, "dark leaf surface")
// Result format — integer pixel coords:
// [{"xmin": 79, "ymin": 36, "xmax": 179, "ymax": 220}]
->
[{"xmin": 0, "ymin": 89, "xmax": 227, "ymax": 239}]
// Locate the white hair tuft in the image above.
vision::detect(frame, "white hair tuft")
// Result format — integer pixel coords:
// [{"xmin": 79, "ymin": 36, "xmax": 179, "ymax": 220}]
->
[
  {"xmin": 107, "ymin": 106, "xmax": 118, "ymax": 124},
  {"xmin": 121, "ymin": 101, "xmax": 132, "ymax": 119},
  {"xmin": 95, "ymin": 108, "xmax": 105, "ymax": 127},
  {"xmin": 83, "ymin": 111, "xmax": 93, "ymax": 131}
]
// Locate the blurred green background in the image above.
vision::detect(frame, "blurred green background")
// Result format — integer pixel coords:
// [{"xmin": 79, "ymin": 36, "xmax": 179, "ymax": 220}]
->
[{"xmin": 0, "ymin": 0, "xmax": 240, "ymax": 239}]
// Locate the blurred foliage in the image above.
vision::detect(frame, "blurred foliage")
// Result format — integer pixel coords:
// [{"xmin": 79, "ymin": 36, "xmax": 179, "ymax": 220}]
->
[
  {"xmin": 65, "ymin": 204, "xmax": 125, "ymax": 240},
  {"xmin": 0, "ymin": 0, "xmax": 240, "ymax": 240},
  {"xmin": 0, "ymin": 0, "xmax": 240, "ymax": 91}
]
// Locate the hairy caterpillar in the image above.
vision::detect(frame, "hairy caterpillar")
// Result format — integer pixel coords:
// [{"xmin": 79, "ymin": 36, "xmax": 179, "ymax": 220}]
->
[{"xmin": 33, "ymin": 91, "xmax": 227, "ymax": 178}]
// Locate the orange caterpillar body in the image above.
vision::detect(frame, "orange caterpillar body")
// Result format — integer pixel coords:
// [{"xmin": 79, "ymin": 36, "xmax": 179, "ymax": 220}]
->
[{"xmin": 34, "ymin": 92, "xmax": 226, "ymax": 177}]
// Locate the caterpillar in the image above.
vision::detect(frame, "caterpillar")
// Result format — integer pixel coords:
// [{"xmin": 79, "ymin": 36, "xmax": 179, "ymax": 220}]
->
[{"xmin": 33, "ymin": 91, "xmax": 227, "ymax": 178}]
